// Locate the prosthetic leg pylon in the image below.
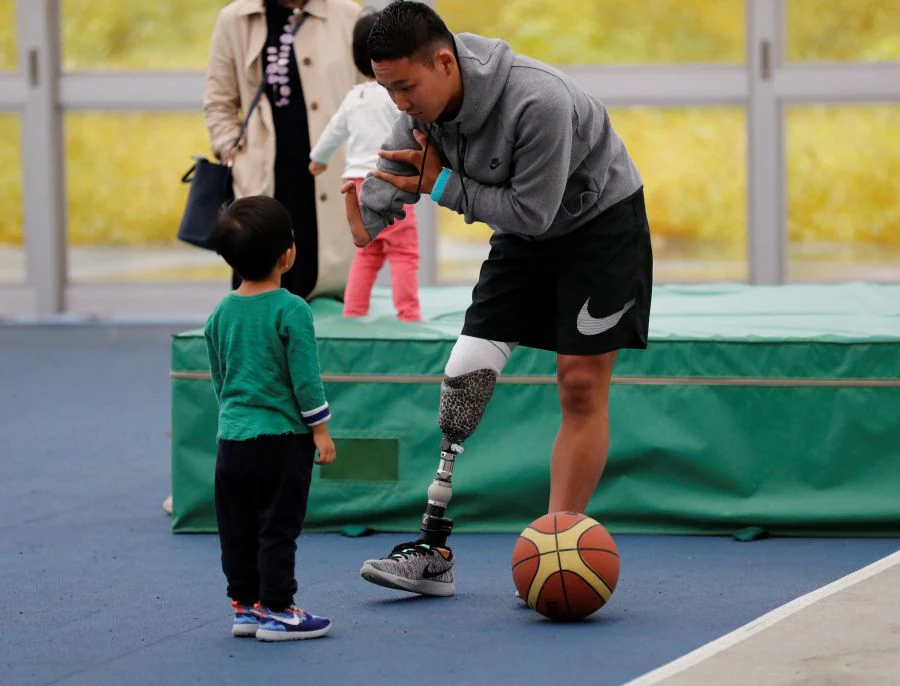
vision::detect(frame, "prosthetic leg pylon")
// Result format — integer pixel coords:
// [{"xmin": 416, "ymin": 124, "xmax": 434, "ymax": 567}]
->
[{"xmin": 419, "ymin": 438, "xmax": 463, "ymax": 547}]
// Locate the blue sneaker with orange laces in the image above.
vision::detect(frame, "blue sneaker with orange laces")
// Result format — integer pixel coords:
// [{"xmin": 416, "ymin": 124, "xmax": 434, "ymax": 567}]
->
[
  {"xmin": 256, "ymin": 606, "xmax": 332, "ymax": 641},
  {"xmin": 231, "ymin": 600, "xmax": 261, "ymax": 637}
]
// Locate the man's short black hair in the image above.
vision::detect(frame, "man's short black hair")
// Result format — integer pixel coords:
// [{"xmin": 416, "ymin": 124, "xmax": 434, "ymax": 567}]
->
[
  {"xmin": 367, "ymin": 1, "xmax": 454, "ymax": 65},
  {"xmin": 212, "ymin": 196, "xmax": 294, "ymax": 282},
  {"xmin": 352, "ymin": 10, "xmax": 379, "ymax": 78}
]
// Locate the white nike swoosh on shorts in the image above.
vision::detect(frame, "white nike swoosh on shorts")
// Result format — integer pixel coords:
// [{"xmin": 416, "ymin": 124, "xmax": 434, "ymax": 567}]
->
[{"xmin": 576, "ymin": 298, "xmax": 636, "ymax": 336}]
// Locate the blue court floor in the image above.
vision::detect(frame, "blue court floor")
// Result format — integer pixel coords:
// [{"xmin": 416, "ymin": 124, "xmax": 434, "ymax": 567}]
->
[{"xmin": 2, "ymin": 324, "xmax": 897, "ymax": 686}]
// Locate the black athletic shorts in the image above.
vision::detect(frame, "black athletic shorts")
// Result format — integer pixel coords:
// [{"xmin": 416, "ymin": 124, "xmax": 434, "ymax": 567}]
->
[{"xmin": 461, "ymin": 187, "xmax": 652, "ymax": 355}]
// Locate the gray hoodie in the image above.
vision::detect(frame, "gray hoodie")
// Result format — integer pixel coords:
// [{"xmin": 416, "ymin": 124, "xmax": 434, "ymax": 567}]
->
[{"xmin": 359, "ymin": 33, "xmax": 642, "ymax": 241}]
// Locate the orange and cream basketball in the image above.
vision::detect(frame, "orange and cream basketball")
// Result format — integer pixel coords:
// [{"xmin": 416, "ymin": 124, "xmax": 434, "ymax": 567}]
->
[{"xmin": 511, "ymin": 512, "xmax": 620, "ymax": 621}]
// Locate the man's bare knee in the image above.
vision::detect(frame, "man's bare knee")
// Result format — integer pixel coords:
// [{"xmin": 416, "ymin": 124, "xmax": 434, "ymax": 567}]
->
[
  {"xmin": 558, "ymin": 371, "xmax": 604, "ymax": 416},
  {"xmin": 557, "ymin": 353, "xmax": 616, "ymax": 418}
]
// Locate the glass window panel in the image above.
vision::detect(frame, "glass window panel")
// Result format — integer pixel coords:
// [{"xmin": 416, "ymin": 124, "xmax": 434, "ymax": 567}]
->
[
  {"xmin": 438, "ymin": 0, "xmax": 744, "ymax": 65},
  {"xmin": 65, "ymin": 112, "xmax": 230, "ymax": 283},
  {"xmin": 787, "ymin": 0, "xmax": 900, "ymax": 62},
  {"xmin": 0, "ymin": 114, "xmax": 23, "ymax": 283},
  {"xmin": 787, "ymin": 105, "xmax": 900, "ymax": 282},
  {"xmin": 438, "ymin": 210, "xmax": 491, "ymax": 284},
  {"xmin": 439, "ymin": 107, "xmax": 747, "ymax": 284},
  {"xmin": 0, "ymin": 0, "xmax": 15, "ymax": 70},
  {"xmin": 61, "ymin": 0, "xmax": 225, "ymax": 70}
]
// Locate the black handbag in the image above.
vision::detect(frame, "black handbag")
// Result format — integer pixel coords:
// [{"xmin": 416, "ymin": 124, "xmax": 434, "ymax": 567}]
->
[{"xmin": 177, "ymin": 11, "xmax": 308, "ymax": 251}]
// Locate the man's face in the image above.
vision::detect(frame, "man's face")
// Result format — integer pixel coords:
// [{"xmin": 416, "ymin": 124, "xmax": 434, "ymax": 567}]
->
[{"xmin": 373, "ymin": 52, "xmax": 454, "ymax": 124}]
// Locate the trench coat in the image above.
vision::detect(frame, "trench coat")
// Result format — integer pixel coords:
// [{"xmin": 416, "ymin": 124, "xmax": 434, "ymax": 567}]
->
[{"xmin": 204, "ymin": 0, "xmax": 362, "ymax": 297}]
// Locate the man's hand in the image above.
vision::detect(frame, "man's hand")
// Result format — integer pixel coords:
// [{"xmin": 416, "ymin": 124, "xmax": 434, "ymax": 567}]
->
[
  {"xmin": 374, "ymin": 128, "xmax": 442, "ymax": 196},
  {"xmin": 308, "ymin": 160, "xmax": 327, "ymax": 176},
  {"xmin": 340, "ymin": 181, "xmax": 371, "ymax": 248},
  {"xmin": 312, "ymin": 423, "xmax": 336, "ymax": 465}
]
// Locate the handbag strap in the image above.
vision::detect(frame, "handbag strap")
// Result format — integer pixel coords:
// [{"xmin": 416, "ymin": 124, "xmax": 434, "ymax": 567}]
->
[{"xmin": 225, "ymin": 10, "xmax": 310, "ymax": 159}]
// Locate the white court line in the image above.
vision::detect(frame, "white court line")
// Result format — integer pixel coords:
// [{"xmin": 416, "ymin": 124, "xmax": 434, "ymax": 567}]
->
[{"xmin": 624, "ymin": 549, "xmax": 900, "ymax": 686}]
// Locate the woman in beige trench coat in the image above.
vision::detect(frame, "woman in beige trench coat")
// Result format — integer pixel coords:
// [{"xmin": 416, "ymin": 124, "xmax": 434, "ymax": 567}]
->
[{"xmin": 204, "ymin": 0, "xmax": 361, "ymax": 299}]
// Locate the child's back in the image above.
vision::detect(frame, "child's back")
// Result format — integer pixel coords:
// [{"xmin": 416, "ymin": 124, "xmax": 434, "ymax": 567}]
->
[
  {"xmin": 205, "ymin": 289, "xmax": 328, "ymax": 441},
  {"xmin": 310, "ymin": 80, "xmax": 398, "ymax": 180}
]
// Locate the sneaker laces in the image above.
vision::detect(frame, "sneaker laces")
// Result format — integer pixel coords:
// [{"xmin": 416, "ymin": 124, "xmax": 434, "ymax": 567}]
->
[
  {"xmin": 256, "ymin": 604, "xmax": 306, "ymax": 619},
  {"xmin": 387, "ymin": 540, "xmax": 430, "ymax": 560}
]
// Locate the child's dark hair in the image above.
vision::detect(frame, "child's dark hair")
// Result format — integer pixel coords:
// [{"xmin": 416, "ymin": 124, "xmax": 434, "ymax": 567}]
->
[
  {"xmin": 212, "ymin": 196, "xmax": 294, "ymax": 281},
  {"xmin": 367, "ymin": 1, "xmax": 454, "ymax": 66},
  {"xmin": 352, "ymin": 10, "xmax": 379, "ymax": 78}
]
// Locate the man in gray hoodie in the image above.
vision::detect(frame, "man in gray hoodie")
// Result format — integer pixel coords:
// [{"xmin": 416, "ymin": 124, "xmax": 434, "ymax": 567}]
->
[{"xmin": 345, "ymin": 0, "xmax": 652, "ymax": 598}]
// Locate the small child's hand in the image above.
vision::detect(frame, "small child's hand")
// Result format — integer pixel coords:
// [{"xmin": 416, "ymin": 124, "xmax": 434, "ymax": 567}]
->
[
  {"xmin": 312, "ymin": 424, "xmax": 336, "ymax": 465},
  {"xmin": 341, "ymin": 181, "xmax": 371, "ymax": 248},
  {"xmin": 309, "ymin": 161, "xmax": 327, "ymax": 176}
]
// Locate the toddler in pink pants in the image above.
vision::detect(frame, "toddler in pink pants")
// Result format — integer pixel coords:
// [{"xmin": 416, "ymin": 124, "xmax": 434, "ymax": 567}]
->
[{"xmin": 309, "ymin": 11, "xmax": 420, "ymax": 322}]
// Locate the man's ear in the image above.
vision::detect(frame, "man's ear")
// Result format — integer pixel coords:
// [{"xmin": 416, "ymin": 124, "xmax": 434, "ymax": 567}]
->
[{"xmin": 434, "ymin": 47, "xmax": 455, "ymax": 75}]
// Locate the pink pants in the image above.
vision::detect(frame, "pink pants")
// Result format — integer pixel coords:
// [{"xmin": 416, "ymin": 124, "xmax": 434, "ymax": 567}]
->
[{"xmin": 343, "ymin": 178, "xmax": 421, "ymax": 322}]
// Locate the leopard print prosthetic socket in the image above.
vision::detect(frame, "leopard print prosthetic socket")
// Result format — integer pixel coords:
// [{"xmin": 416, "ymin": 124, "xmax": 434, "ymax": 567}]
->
[{"xmin": 438, "ymin": 370, "xmax": 498, "ymax": 444}]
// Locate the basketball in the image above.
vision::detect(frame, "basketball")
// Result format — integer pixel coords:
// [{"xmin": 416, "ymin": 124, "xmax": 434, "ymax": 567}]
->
[{"xmin": 511, "ymin": 512, "xmax": 620, "ymax": 621}]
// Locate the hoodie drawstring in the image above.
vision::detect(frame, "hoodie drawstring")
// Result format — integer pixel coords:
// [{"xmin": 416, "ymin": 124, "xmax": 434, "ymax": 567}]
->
[
  {"xmin": 416, "ymin": 121, "xmax": 469, "ymax": 215},
  {"xmin": 456, "ymin": 123, "xmax": 470, "ymax": 215},
  {"xmin": 414, "ymin": 123, "xmax": 435, "ymax": 199}
]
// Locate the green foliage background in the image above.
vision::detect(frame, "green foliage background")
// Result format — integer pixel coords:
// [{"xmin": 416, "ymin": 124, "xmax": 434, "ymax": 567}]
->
[{"xmin": 0, "ymin": 0, "xmax": 897, "ymax": 248}]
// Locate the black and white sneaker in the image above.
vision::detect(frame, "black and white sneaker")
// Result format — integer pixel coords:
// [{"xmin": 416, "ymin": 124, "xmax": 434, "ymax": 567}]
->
[{"xmin": 360, "ymin": 540, "xmax": 455, "ymax": 596}]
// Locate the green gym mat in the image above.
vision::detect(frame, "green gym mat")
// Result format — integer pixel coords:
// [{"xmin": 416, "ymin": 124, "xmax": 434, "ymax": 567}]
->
[{"xmin": 171, "ymin": 283, "xmax": 900, "ymax": 536}]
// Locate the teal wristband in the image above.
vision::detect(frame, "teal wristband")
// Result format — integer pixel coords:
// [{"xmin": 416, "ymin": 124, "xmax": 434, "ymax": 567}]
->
[{"xmin": 431, "ymin": 168, "xmax": 453, "ymax": 203}]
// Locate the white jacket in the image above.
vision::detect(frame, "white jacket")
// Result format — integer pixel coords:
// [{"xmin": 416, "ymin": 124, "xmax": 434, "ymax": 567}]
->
[{"xmin": 310, "ymin": 80, "xmax": 399, "ymax": 179}]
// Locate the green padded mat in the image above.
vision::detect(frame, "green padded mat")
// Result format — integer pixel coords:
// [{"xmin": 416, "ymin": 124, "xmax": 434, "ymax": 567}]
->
[{"xmin": 171, "ymin": 284, "xmax": 900, "ymax": 535}]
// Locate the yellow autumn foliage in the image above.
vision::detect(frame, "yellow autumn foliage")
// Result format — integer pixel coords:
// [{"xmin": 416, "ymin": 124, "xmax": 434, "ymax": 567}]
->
[{"xmin": 0, "ymin": 0, "xmax": 897, "ymax": 248}]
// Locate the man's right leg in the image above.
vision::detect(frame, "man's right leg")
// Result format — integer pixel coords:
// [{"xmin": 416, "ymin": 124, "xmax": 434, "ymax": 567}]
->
[{"xmin": 359, "ymin": 335, "xmax": 516, "ymax": 596}]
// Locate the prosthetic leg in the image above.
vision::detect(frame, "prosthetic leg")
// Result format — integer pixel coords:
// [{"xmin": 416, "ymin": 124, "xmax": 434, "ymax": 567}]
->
[
  {"xmin": 419, "ymin": 336, "xmax": 517, "ymax": 548},
  {"xmin": 359, "ymin": 336, "xmax": 515, "ymax": 596}
]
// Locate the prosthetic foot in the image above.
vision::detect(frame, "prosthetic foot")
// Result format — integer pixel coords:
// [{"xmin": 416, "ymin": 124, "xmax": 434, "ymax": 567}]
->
[{"xmin": 359, "ymin": 438, "xmax": 461, "ymax": 596}]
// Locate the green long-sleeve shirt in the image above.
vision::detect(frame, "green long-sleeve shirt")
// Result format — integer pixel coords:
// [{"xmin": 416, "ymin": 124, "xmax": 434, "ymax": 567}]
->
[{"xmin": 204, "ymin": 289, "xmax": 331, "ymax": 441}]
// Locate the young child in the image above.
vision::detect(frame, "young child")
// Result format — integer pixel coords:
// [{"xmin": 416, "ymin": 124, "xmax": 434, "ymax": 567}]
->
[
  {"xmin": 309, "ymin": 10, "xmax": 421, "ymax": 322},
  {"xmin": 205, "ymin": 195, "xmax": 337, "ymax": 641}
]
